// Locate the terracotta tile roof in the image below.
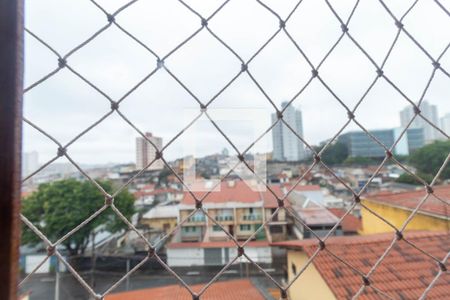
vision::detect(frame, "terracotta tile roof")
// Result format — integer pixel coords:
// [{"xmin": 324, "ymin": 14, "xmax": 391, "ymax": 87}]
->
[
  {"xmin": 181, "ymin": 181, "xmax": 262, "ymax": 205},
  {"xmin": 366, "ymin": 185, "xmax": 450, "ymax": 219},
  {"xmin": 328, "ymin": 208, "xmax": 362, "ymax": 233},
  {"xmin": 167, "ymin": 240, "xmax": 269, "ymax": 249},
  {"xmin": 181, "ymin": 180, "xmax": 296, "ymax": 208},
  {"xmin": 105, "ymin": 279, "xmax": 265, "ymax": 300},
  {"xmin": 273, "ymin": 231, "xmax": 450, "ymax": 299},
  {"xmin": 283, "ymin": 184, "xmax": 322, "ymax": 191},
  {"xmin": 134, "ymin": 187, "xmax": 180, "ymax": 198},
  {"xmin": 262, "ymin": 185, "xmax": 291, "ymax": 208}
]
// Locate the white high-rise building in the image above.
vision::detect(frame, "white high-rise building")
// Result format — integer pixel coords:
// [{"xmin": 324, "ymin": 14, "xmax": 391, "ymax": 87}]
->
[
  {"xmin": 22, "ymin": 151, "xmax": 39, "ymax": 177},
  {"xmin": 441, "ymin": 113, "xmax": 450, "ymax": 138},
  {"xmin": 136, "ymin": 132, "xmax": 163, "ymax": 170},
  {"xmin": 271, "ymin": 102, "xmax": 306, "ymax": 161},
  {"xmin": 400, "ymin": 100, "xmax": 439, "ymax": 144}
]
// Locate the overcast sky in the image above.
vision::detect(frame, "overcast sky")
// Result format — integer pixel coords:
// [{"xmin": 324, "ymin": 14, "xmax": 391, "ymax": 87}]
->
[{"xmin": 23, "ymin": 0, "xmax": 450, "ymax": 166}]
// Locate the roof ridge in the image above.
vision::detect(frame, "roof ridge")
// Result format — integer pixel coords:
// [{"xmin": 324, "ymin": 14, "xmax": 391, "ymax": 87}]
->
[{"xmin": 272, "ymin": 231, "xmax": 448, "ymax": 248}]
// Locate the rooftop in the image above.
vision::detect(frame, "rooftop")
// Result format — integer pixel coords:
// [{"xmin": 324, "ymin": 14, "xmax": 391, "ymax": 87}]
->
[
  {"xmin": 142, "ymin": 205, "xmax": 179, "ymax": 219},
  {"xmin": 105, "ymin": 279, "xmax": 265, "ymax": 300},
  {"xmin": 261, "ymin": 185, "xmax": 290, "ymax": 208},
  {"xmin": 181, "ymin": 180, "xmax": 262, "ymax": 205},
  {"xmin": 273, "ymin": 231, "xmax": 449, "ymax": 299},
  {"xmin": 181, "ymin": 180, "xmax": 305, "ymax": 207},
  {"xmin": 366, "ymin": 185, "xmax": 450, "ymax": 219},
  {"xmin": 328, "ymin": 208, "xmax": 362, "ymax": 233},
  {"xmin": 295, "ymin": 208, "xmax": 340, "ymax": 226},
  {"xmin": 134, "ymin": 187, "xmax": 181, "ymax": 199},
  {"xmin": 283, "ymin": 184, "xmax": 321, "ymax": 192},
  {"xmin": 167, "ymin": 240, "xmax": 269, "ymax": 249}
]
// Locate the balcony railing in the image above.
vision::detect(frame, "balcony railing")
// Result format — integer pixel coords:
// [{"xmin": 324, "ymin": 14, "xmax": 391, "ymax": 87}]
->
[
  {"xmin": 187, "ymin": 215, "xmax": 206, "ymax": 223},
  {"xmin": 214, "ymin": 215, "xmax": 234, "ymax": 221},
  {"xmin": 242, "ymin": 214, "xmax": 262, "ymax": 221}
]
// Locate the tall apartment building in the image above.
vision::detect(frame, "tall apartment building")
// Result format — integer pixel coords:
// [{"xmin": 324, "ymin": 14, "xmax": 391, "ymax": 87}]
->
[
  {"xmin": 338, "ymin": 128, "xmax": 424, "ymax": 157},
  {"xmin": 135, "ymin": 132, "xmax": 163, "ymax": 170},
  {"xmin": 441, "ymin": 113, "xmax": 450, "ymax": 137},
  {"xmin": 400, "ymin": 100, "xmax": 440, "ymax": 143},
  {"xmin": 271, "ymin": 102, "xmax": 306, "ymax": 161},
  {"xmin": 22, "ymin": 151, "xmax": 39, "ymax": 177}
]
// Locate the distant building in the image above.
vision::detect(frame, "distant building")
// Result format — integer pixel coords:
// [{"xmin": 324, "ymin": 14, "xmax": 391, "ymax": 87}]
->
[
  {"xmin": 271, "ymin": 102, "xmax": 306, "ymax": 161},
  {"xmin": 135, "ymin": 132, "xmax": 163, "ymax": 170},
  {"xmin": 400, "ymin": 100, "xmax": 440, "ymax": 143},
  {"xmin": 134, "ymin": 184, "xmax": 183, "ymax": 208},
  {"xmin": 406, "ymin": 127, "xmax": 425, "ymax": 153},
  {"xmin": 338, "ymin": 128, "xmax": 424, "ymax": 157},
  {"xmin": 22, "ymin": 151, "xmax": 39, "ymax": 177},
  {"xmin": 140, "ymin": 205, "xmax": 179, "ymax": 234},
  {"xmin": 361, "ymin": 185, "xmax": 450, "ymax": 235},
  {"xmin": 287, "ymin": 190, "xmax": 343, "ymax": 238},
  {"xmin": 441, "ymin": 112, "xmax": 450, "ymax": 137},
  {"xmin": 274, "ymin": 231, "xmax": 449, "ymax": 300}
]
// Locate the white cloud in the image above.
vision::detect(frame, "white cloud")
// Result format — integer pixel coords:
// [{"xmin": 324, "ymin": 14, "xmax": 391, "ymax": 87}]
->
[{"xmin": 23, "ymin": 0, "xmax": 450, "ymax": 165}]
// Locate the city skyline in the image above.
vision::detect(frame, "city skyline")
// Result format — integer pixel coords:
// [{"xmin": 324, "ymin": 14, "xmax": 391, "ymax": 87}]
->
[{"xmin": 23, "ymin": 100, "xmax": 448, "ymax": 169}]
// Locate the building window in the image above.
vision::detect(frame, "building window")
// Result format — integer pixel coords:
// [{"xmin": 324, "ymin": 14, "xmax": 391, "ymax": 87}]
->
[
  {"xmin": 240, "ymin": 224, "xmax": 251, "ymax": 231},
  {"xmin": 183, "ymin": 226, "xmax": 197, "ymax": 233},
  {"xmin": 270, "ymin": 225, "xmax": 283, "ymax": 233},
  {"xmin": 292, "ymin": 263, "xmax": 297, "ymax": 275},
  {"xmin": 213, "ymin": 225, "xmax": 222, "ymax": 232}
]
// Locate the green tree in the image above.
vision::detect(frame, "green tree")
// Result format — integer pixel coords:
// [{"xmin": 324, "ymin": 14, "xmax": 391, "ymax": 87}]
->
[
  {"xmin": 21, "ymin": 179, "xmax": 135, "ymax": 255},
  {"xmin": 319, "ymin": 142, "xmax": 349, "ymax": 165},
  {"xmin": 409, "ymin": 140, "xmax": 450, "ymax": 179},
  {"xmin": 343, "ymin": 156, "xmax": 378, "ymax": 166},
  {"xmin": 395, "ymin": 172, "xmax": 434, "ymax": 185}
]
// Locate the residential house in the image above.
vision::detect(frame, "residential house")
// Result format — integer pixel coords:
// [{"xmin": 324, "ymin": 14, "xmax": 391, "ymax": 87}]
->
[
  {"xmin": 361, "ymin": 185, "xmax": 450, "ymax": 234},
  {"xmin": 287, "ymin": 191, "xmax": 343, "ymax": 238},
  {"xmin": 169, "ymin": 180, "xmax": 297, "ymax": 266},
  {"xmin": 178, "ymin": 180, "xmax": 292, "ymax": 243},
  {"xmin": 134, "ymin": 185, "xmax": 183, "ymax": 208},
  {"xmin": 140, "ymin": 205, "xmax": 179, "ymax": 234},
  {"xmin": 262, "ymin": 186, "xmax": 292, "ymax": 242},
  {"xmin": 274, "ymin": 231, "xmax": 449, "ymax": 299},
  {"xmin": 133, "ymin": 183, "xmax": 156, "ymax": 207}
]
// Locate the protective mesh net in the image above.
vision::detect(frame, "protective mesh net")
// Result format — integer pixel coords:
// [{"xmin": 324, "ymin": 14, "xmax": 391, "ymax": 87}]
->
[{"xmin": 20, "ymin": 0, "xmax": 449, "ymax": 299}]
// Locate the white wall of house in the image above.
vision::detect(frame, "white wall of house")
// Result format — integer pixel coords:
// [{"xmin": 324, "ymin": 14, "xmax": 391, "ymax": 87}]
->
[
  {"xmin": 25, "ymin": 254, "xmax": 50, "ymax": 274},
  {"xmin": 167, "ymin": 247, "xmax": 204, "ymax": 267},
  {"xmin": 167, "ymin": 246, "xmax": 272, "ymax": 267},
  {"xmin": 240, "ymin": 247, "xmax": 272, "ymax": 264}
]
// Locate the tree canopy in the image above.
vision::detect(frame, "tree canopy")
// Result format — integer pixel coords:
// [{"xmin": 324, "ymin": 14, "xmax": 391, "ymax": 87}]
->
[
  {"xmin": 22, "ymin": 179, "xmax": 135, "ymax": 255},
  {"xmin": 409, "ymin": 140, "xmax": 450, "ymax": 180},
  {"xmin": 314, "ymin": 142, "xmax": 349, "ymax": 165},
  {"xmin": 395, "ymin": 172, "xmax": 434, "ymax": 185}
]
